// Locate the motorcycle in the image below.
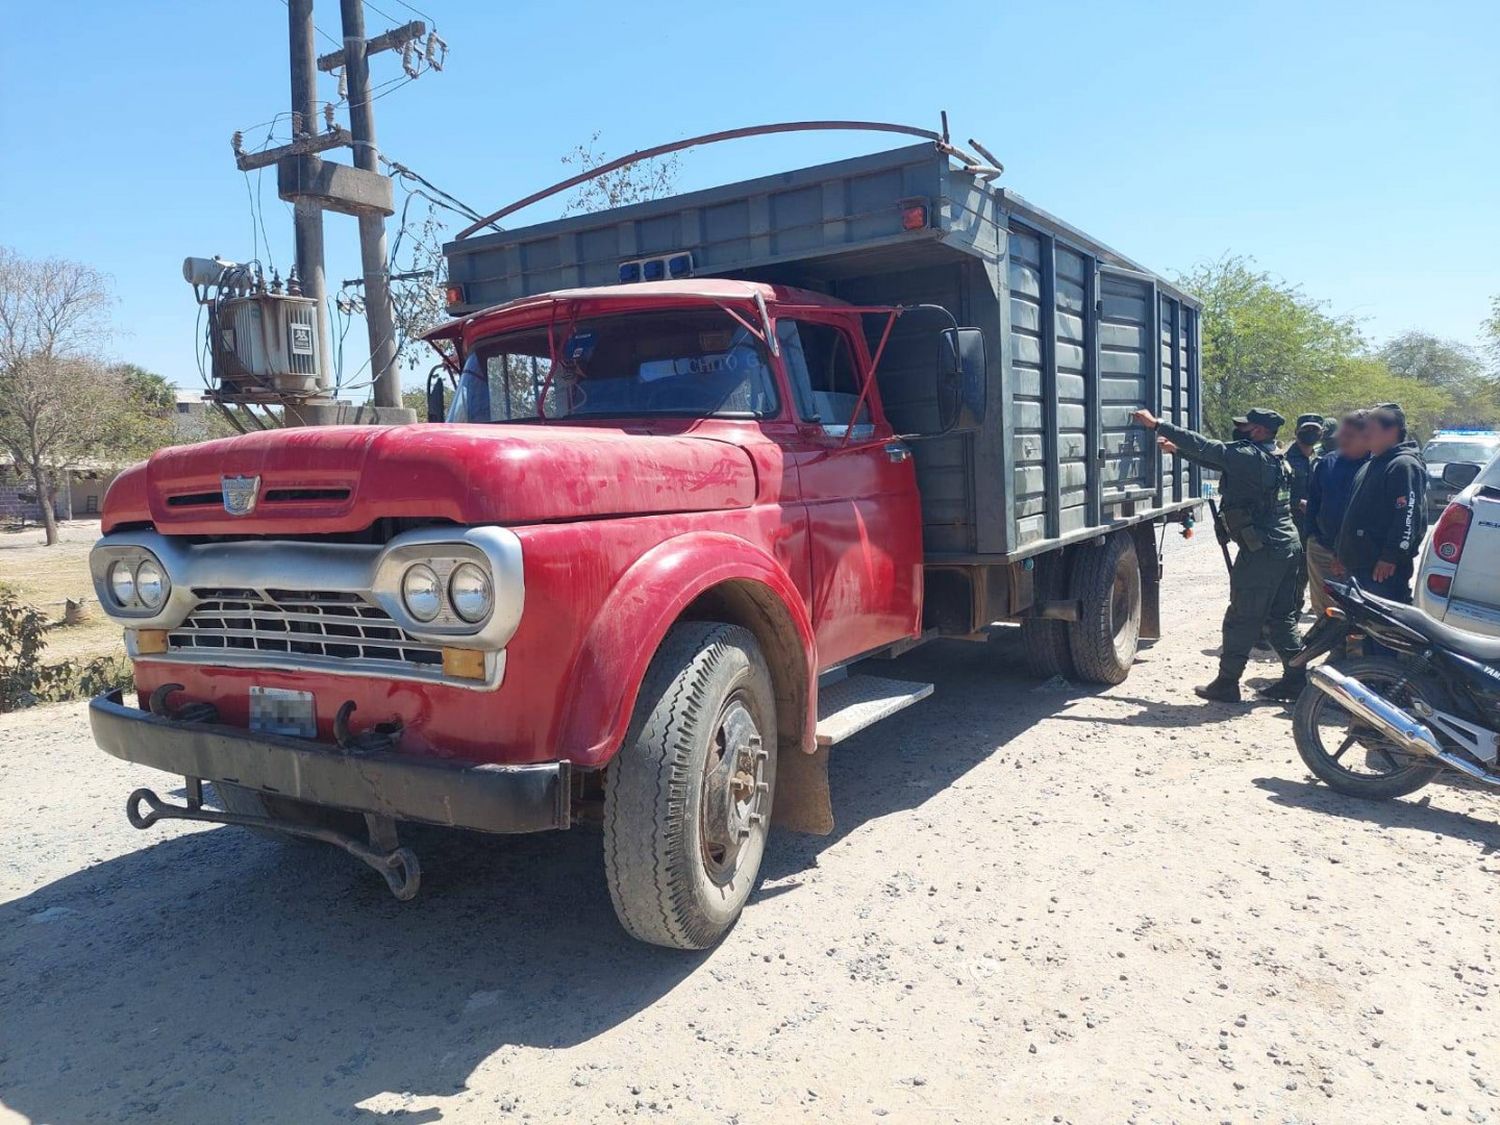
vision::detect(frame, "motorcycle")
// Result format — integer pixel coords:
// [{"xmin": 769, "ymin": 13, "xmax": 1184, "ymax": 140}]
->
[{"xmin": 1289, "ymin": 580, "xmax": 1500, "ymax": 800}]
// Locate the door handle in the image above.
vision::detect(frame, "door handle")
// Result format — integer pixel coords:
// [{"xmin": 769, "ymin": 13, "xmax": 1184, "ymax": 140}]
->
[{"xmin": 885, "ymin": 443, "xmax": 911, "ymax": 463}]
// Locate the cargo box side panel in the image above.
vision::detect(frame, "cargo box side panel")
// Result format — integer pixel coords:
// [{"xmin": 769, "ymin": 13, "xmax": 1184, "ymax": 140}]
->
[
  {"xmin": 445, "ymin": 145, "xmax": 954, "ymax": 310},
  {"xmin": 1009, "ymin": 229, "xmax": 1048, "ymax": 549},
  {"xmin": 1097, "ymin": 270, "xmax": 1157, "ymax": 500},
  {"xmin": 835, "ymin": 262, "xmax": 985, "ymax": 556},
  {"xmin": 1158, "ymin": 293, "xmax": 1190, "ymax": 503},
  {"xmin": 1053, "ymin": 247, "xmax": 1091, "ymax": 532}
]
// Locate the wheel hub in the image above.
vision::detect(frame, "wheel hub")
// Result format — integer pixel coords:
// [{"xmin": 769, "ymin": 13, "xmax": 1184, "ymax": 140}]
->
[{"xmin": 701, "ymin": 698, "xmax": 768, "ymax": 880}]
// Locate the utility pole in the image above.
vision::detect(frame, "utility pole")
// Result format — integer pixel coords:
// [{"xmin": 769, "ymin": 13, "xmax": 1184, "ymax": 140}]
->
[
  {"xmin": 230, "ymin": 2, "xmax": 431, "ymax": 424},
  {"xmin": 339, "ymin": 0, "xmax": 400, "ymax": 410},
  {"xmin": 286, "ymin": 0, "xmax": 334, "ymax": 424}
]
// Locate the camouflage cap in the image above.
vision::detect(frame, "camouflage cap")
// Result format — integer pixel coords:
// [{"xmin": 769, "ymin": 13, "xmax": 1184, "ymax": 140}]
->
[
  {"xmin": 1232, "ymin": 407, "xmax": 1286, "ymax": 432},
  {"xmin": 1295, "ymin": 412, "xmax": 1324, "ymax": 433}
]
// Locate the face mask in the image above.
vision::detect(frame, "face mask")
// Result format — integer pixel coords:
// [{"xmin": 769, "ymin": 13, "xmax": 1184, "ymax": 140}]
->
[{"xmin": 1233, "ymin": 427, "xmax": 1252, "ymax": 441}]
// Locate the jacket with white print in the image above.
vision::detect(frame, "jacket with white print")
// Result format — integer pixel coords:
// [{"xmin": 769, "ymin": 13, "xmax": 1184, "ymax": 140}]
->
[{"xmin": 1335, "ymin": 438, "xmax": 1428, "ymax": 576}]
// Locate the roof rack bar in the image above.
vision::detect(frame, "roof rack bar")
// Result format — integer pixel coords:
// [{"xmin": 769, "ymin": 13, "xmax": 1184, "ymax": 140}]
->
[{"xmin": 454, "ymin": 119, "xmax": 990, "ymax": 240}]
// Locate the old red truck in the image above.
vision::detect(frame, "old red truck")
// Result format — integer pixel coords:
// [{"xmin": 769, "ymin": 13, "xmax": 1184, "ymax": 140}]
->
[{"xmin": 89, "ymin": 134, "xmax": 1203, "ymax": 948}]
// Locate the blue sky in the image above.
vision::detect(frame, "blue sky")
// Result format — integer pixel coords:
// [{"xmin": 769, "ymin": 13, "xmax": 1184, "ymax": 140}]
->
[{"xmin": 2, "ymin": 0, "xmax": 1496, "ymax": 393}]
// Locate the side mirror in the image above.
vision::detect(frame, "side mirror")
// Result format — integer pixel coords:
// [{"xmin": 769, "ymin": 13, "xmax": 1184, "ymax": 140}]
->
[
  {"xmin": 1442, "ymin": 460, "xmax": 1481, "ymax": 489},
  {"xmin": 426, "ymin": 371, "xmax": 447, "ymax": 423},
  {"xmin": 933, "ymin": 327, "xmax": 987, "ymax": 435}
]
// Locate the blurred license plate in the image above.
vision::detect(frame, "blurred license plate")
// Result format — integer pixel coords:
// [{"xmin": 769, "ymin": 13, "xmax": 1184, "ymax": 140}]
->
[{"xmin": 249, "ymin": 687, "xmax": 316, "ymax": 738}]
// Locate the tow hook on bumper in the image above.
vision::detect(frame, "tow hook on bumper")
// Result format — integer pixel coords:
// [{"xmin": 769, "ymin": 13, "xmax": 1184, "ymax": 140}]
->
[
  {"xmin": 126, "ymin": 783, "xmax": 422, "ymax": 900},
  {"xmin": 90, "ymin": 689, "xmax": 572, "ymax": 900}
]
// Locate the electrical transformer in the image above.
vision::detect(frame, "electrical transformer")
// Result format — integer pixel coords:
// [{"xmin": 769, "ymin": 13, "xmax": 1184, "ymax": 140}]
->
[{"xmin": 185, "ymin": 257, "xmax": 324, "ymax": 403}]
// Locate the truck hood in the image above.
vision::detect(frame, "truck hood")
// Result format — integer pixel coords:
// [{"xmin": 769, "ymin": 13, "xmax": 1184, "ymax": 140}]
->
[{"xmin": 103, "ymin": 424, "xmax": 757, "ymax": 535}]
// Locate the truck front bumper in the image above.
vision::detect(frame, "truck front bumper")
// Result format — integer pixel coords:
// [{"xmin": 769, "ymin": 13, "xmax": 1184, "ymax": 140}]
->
[{"xmin": 89, "ymin": 690, "xmax": 571, "ymax": 834}]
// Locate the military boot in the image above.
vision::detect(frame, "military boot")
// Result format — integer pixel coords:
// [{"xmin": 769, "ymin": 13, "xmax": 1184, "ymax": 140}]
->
[
  {"xmin": 1194, "ymin": 675, "xmax": 1243, "ymax": 702},
  {"xmin": 1256, "ymin": 664, "xmax": 1307, "ymax": 702}
]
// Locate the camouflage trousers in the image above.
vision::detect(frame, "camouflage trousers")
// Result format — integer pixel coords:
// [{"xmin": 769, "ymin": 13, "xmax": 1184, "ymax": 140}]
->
[{"xmin": 1220, "ymin": 544, "xmax": 1303, "ymax": 680}]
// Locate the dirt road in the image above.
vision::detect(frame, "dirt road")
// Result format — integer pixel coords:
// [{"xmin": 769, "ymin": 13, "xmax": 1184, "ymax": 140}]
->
[{"xmin": 2, "ymin": 533, "xmax": 1497, "ymax": 1124}]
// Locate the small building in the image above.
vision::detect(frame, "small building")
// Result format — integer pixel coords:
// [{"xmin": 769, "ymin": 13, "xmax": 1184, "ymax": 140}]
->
[{"xmin": 0, "ymin": 457, "xmax": 124, "ymax": 524}]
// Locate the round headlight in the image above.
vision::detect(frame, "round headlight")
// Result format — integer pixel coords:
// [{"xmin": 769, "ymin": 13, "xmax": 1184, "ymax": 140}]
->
[
  {"xmin": 448, "ymin": 562, "xmax": 492, "ymax": 623},
  {"xmin": 108, "ymin": 560, "xmax": 136, "ymax": 606},
  {"xmin": 134, "ymin": 559, "xmax": 167, "ymax": 609},
  {"xmin": 401, "ymin": 563, "xmax": 442, "ymax": 622}
]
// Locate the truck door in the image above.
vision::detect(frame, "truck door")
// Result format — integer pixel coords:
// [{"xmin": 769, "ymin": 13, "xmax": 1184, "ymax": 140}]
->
[
  {"xmin": 1096, "ymin": 266, "xmax": 1159, "ymax": 500},
  {"xmin": 778, "ymin": 316, "xmax": 923, "ymax": 668}
]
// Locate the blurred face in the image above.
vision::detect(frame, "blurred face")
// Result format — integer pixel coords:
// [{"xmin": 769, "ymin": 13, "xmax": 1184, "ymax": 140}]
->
[
  {"xmin": 1337, "ymin": 423, "xmax": 1368, "ymax": 458},
  {"xmin": 1367, "ymin": 415, "xmax": 1401, "ymax": 453}
]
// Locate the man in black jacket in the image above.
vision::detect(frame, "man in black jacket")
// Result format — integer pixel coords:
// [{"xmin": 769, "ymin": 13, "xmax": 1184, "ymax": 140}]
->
[{"xmin": 1335, "ymin": 404, "xmax": 1428, "ymax": 603}]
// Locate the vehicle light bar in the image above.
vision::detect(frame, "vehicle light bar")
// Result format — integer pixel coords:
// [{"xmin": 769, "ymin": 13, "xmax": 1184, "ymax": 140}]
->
[{"xmin": 618, "ymin": 252, "xmax": 695, "ymax": 284}]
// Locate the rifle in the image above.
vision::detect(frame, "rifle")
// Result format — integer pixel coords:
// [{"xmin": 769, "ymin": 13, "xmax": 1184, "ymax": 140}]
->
[{"xmin": 1206, "ymin": 498, "xmax": 1235, "ymax": 575}]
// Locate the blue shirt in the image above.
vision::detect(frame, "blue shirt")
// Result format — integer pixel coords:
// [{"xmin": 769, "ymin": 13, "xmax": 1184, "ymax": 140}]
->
[{"xmin": 1306, "ymin": 452, "xmax": 1367, "ymax": 549}]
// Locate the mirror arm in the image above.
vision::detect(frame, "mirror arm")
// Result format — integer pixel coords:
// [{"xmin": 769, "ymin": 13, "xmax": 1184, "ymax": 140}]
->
[{"xmin": 842, "ymin": 308, "xmax": 904, "ymax": 449}]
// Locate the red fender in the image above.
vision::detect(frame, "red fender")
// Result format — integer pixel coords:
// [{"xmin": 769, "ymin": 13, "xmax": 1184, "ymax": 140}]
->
[{"xmin": 556, "ymin": 532, "xmax": 816, "ymax": 768}]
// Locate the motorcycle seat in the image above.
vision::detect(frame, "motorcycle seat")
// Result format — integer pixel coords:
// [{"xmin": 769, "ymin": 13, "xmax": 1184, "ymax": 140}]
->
[{"xmin": 1365, "ymin": 592, "xmax": 1500, "ymax": 663}]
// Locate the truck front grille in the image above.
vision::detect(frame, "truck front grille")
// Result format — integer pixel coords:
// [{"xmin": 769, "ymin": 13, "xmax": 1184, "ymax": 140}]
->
[{"xmin": 168, "ymin": 588, "xmax": 444, "ymax": 671}]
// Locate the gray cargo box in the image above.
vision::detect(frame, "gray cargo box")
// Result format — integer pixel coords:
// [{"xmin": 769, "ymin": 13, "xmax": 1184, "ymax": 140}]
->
[{"xmin": 444, "ymin": 142, "xmax": 1202, "ymax": 561}]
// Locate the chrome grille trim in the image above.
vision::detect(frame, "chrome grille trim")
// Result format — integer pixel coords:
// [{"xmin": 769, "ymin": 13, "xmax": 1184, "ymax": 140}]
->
[
  {"xmin": 93, "ymin": 526, "xmax": 524, "ymax": 690},
  {"xmin": 165, "ymin": 587, "xmax": 452, "ymax": 680}
]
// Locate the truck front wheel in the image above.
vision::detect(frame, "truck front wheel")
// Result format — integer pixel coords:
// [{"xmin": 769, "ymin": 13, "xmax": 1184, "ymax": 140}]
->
[
  {"xmin": 1067, "ymin": 531, "xmax": 1142, "ymax": 684},
  {"xmin": 603, "ymin": 622, "xmax": 778, "ymax": 950}
]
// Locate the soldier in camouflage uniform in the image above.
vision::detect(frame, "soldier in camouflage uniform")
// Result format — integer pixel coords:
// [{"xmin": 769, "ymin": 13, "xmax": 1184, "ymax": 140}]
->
[{"xmin": 1131, "ymin": 406, "xmax": 1303, "ymax": 702}]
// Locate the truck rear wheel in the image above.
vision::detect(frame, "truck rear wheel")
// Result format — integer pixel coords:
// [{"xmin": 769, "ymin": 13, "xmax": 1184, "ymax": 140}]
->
[
  {"xmin": 1068, "ymin": 531, "xmax": 1141, "ymax": 684},
  {"xmin": 603, "ymin": 621, "xmax": 778, "ymax": 950},
  {"xmin": 1020, "ymin": 550, "xmax": 1075, "ymax": 679}
]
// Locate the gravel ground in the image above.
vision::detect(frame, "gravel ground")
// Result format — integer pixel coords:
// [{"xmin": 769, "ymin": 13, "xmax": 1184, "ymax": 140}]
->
[{"xmin": 2, "ymin": 532, "xmax": 1497, "ymax": 1124}]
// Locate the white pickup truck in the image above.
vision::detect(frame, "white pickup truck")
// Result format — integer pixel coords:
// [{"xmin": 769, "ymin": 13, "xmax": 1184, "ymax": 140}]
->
[{"xmin": 1416, "ymin": 456, "xmax": 1500, "ymax": 635}]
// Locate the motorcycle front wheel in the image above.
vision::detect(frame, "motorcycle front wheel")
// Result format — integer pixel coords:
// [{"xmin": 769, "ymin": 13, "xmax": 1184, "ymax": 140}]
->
[{"xmin": 1291, "ymin": 654, "xmax": 1442, "ymax": 801}]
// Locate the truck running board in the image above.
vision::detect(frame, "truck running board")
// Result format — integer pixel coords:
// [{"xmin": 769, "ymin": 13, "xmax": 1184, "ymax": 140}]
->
[{"xmin": 815, "ymin": 675, "xmax": 934, "ymax": 748}]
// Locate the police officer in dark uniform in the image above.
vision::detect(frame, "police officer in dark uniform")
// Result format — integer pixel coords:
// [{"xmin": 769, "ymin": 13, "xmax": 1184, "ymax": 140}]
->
[
  {"xmin": 1132, "ymin": 406, "xmax": 1303, "ymax": 702},
  {"xmin": 1285, "ymin": 413, "xmax": 1323, "ymax": 616}
]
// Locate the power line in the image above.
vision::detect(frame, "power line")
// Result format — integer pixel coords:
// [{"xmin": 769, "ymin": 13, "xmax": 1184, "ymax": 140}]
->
[
  {"xmin": 389, "ymin": 0, "xmax": 436, "ymax": 25},
  {"xmin": 274, "ymin": 0, "xmax": 341, "ymax": 47}
]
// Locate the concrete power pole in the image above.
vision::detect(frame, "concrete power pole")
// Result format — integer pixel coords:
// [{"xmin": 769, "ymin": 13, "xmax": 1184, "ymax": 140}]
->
[
  {"xmin": 231, "ymin": 1, "xmax": 425, "ymax": 425},
  {"xmin": 339, "ymin": 0, "xmax": 401, "ymax": 411},
  {"xmin": 286, "ymin": 0, "xmax": 335, "ymax": 425}
]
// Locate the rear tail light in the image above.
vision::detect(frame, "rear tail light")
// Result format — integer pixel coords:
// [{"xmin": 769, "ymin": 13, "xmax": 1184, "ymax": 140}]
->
[
  {"xmin": 444, "ymin": 283, "xmax": 467, "ymax": 307},
  {"xmin": 900, "ymin": 201, "xmax": 929, "ymax": 230},
  {"xmin": 1432, "ymin": 502, "xmax": 1473, "ymax": 563},
  {"xmin": 1427, "ymin": 573, "xmax": 1453, "ymax": 598}
]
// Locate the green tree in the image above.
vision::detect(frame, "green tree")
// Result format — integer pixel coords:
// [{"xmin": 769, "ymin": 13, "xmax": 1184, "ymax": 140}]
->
[
  {"xmin": 105, "ymin": 363, "xmax": 177, "ymax": 459},
  {"xmin": 1481, "ymin": 294, "xmax": 1500, "ymax": 375},
  {"xmin": 1175, "ymin": 255, "xmax": 1365, "ymax": 437},
  {"xmin": 1376, "ymin": 331, "xmax": 1498, "ymax": 428},
  {"xmin": 1313, "ymin": 355, "xmax": 1452, "ymax": 441},
  {"xmin": 0, "ymin": 247, "xmax": 117, "ymax": 544}
]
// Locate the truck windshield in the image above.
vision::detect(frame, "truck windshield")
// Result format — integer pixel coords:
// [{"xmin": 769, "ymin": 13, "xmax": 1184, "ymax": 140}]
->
[
  {"xmin": 448, "ymin": 307, "xmax": 778, "ymax": 422},
  {"xmin": 1423, "ymin": 440, "xmax": 1498, "ymax": 464}
]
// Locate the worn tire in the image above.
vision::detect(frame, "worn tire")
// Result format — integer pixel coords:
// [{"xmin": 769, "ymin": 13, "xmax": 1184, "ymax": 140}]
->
[
  {"xmin": 603, "ymin": 622, "xmax": 778, "ymax": 950},
  {"xmin": 213, "ymin": 781, "xmax": 364, "ymax": 843},
  {"xmin": 1291, "ymin": 655, "xmax": 1440, "ymax": 801},
  {"xmin": 1020, "ymin": 550, "xmax": 1075, "ymax": 679},
  {"xmin": 1067, "ymin": 532, "xmax": 1141, "ymax": 685}
]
